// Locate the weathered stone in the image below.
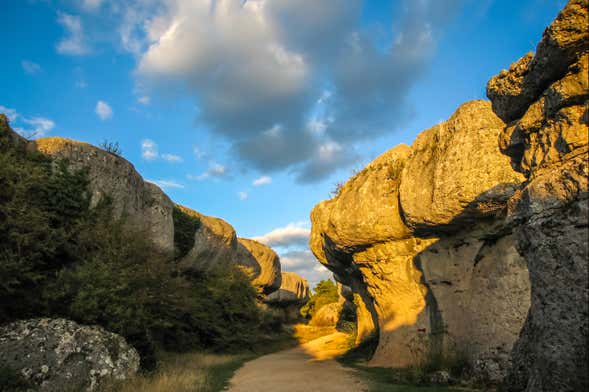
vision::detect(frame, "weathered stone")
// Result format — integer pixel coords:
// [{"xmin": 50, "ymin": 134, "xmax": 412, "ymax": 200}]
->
[
  {"xmin": 310, "ymin": 302, "xmax": 342, "ymax": 327},
  {"xmin": 34, "ymin": 137, "xmax": 175, "ymax": 255},
  {"xmin": 177, "ymin": 206, "xmax": 239, "ymax": 272},
  {"xmin": 487, "ymin": 0, "xmax": 589, "ymax": 122},
  {"xmin": 237, "ymin": 238, "xmax": 282, "ymax": 294},
  {"xmin": 399, "ymin": 100, "xmax": 524, "ymax": 234},
  {"xmin": 0, "ymin": 318, "xmax": 139, "ymax": 391},
  {"xmin": 265, "ymin": 272, "xmax": 309, "ymax": 306}
]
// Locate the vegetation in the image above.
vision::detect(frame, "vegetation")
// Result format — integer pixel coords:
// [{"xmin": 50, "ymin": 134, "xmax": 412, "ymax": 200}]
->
[
  {"xmin": 0, "ymin": 366, "xmax": 32, "ymax": 391},
  {"xmin": 99, "ymin": 140, "xmax": 123, "ymax": 156},
  {"xmin": 0, "ymin": 122, "xmax": 282, "ymax": 373},
  {"xmin": 172, "ymin": 205, "xmax": 201, "ymax": 259},
  {"xmin": 300, "ymin": 279, "xmax": 339, "ymax": 320}
]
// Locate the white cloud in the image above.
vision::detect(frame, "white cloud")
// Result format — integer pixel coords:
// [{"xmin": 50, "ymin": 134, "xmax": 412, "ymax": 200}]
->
[
  {"xmin": 81, "ymin": 0, "xmax": 104, "ymax": 11},
  {"xmin": 129, "ymin": 0, "xmax": 461, "ymax": 182},
  {"xmin": 138, "ymin": 96, "xmax": 150, "ymax": 105},
  {"xmin": 193, "ymin": 147, "xmax": 206, "ymax": 160},
  {"xmin": 253, "ymin": 176, "xmax": 272, "ymax": 186},
  {"xmin": 0, "ymin": 105, "xmax": 18, "ymax": 122},
  {"xmin": 95, "ymin": 100, "xmax": 113, "ymax": 120},
  {"xmin": 188, "ymin": 161, "xmax": 228, "ymax": 181},
  {"xmin": 21, "ymin": 60, "xmax": 41, "ymax": 75},
  {"xmin": 238, "ymin": 191, "xmax": 248, "ymax": 200},
  {"xmin": 253, "ymin": 221, "xmax": 310, "ymax": 248},
  {"xmin": 279, "ymin": 250, "xmax": 332, "ymax": 289},
  {"xmin": 56, "ymin": 12, "xmax": 90, "ymax": 55},
  {"xmin": 161, "ymin": 153, "xmax": 183, "ymax": 163},
  {"xmin": 148, "ymin": 179, "xmax": 184, "ymax": 189},
  {"xmin": 141, "ymin": 139, "xmax": 158, "ymax": 160},
  {"xmin": 0, "ymin": 105, "xmax": 54, "ymax": 138}
]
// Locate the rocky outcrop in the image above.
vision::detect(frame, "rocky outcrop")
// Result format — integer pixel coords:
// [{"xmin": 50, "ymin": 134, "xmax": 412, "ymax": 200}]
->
[
  {"xmin": 310, "ymin": 1, "xmax": 587, "ymax": 389},
  {"xmin": 18, "ymin": 135, "xmax": 283, "ymax": 296},
  {"xmin": 0, "ymin": 318, "xmax": 139, "ymax": 391},
  {"xmin": 175, "ymin": 205, "xmax": 282, "ymax": 294},
  {"xmin": 311, "ymin": 100, "xmax": 529, "ymax": 375},
  {"xmin": 265, "ymin": 272, "xmax": 309, "ymax": 305},
  {"xmin": 237, "ymin": 238, "xmax": 282, "ymax": 294},
  {"xmin": 33, "ymin": 137, "xmax": 175, "ymax": 255},
  {"xmin": 487, "ymin": 1, "xmax": 588, "ymax": 390}
]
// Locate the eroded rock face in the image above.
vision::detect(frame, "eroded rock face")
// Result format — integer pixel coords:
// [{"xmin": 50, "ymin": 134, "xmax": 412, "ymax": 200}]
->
[
  {"xmin": 487, "ymin": 1, "xmax": 589, "ymax": 390},
  {"xmin": 237, "ymin": 238, "xmax": 282, "ymax": 294},
  {"xmin": 311, "ymin": 100, "xmax": 529, "ymax": 375},
  {"xmin": 310, "ymin": 1, "xmax": 587, "ymax": 389},
  {"xmin": 265, "ymin": 272, "xmax": 309, "ymax": 306},
  {"xmin": 33, "ymin": 137, "xmax": 175, "ymax": 255},
  {"xmin": 177, "ymin": 206, "xmax": 239, "ymax": 272},
  {"xmin": 0, "ymin": 318, "xmax": 139, "ymax": 391},
  {"xmin": 399, "ymin": 101, "xmax": 524, "ymax": 234}
]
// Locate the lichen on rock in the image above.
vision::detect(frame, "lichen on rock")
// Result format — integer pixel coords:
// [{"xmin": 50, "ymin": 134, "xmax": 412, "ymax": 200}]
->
[{"xmin": 0, "ymin": 318, "xmax": 139, "ymax": 391}]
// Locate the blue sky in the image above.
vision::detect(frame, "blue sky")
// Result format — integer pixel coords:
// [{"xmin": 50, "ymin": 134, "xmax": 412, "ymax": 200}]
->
[{"xmin": 0, "ymin": 0, "xmax": 565, "ymax": 286}]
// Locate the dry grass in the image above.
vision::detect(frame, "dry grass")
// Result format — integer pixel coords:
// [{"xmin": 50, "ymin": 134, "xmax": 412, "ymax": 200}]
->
[
  {"xmin": 293, "ymin": 324, "xmax": 338, "ymax": 344},
  {"xmin": 100, "ymin": 352, "xmax": 246, "ymax": 392}
]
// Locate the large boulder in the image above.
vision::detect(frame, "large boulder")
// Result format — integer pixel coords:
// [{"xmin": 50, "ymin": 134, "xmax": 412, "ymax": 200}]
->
[
  {"xmin": 33, "ymin": 137, "xmax": 174, "ymax": 255},
  {"xmin": 310, "ymin": 2, "xmax": 587, "ymax": 389},
  {"xmin": 237, "ymin": 238, "xmax": 282, "ymax": 294},
  {"xmin": 487, "ymin": 0, "xmax": 589, "ymax": 122},
  {"xmin": 265, "ymin": 272, "xmax": 309, "ymax": 306},
  {"xmin": 487, "ymin": 1, "xmax": 589, "ymax": 390},
  {"xmin": 177, "ymin": 206, "xmax": 239, "ymax": 272},
  {"xmin": 399, "ymin": 100, "xmax": 524, "ymax": 234},
  {"xmin": 0, "ymin": 318, "xmax": 139, "ymax": 391}
]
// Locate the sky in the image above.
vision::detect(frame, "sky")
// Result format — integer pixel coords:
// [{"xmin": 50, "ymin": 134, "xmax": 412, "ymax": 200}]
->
[{"xmin": 0, "ymin": 0, "xmax": 566, "ymax": 287}]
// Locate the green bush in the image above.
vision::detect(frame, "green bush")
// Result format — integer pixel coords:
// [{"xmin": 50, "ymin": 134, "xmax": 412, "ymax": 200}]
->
[
  {"xmin": 0, "ymin": 366, "xmax": 32, "ymax": 392},
  {"xmin": 172, "ymin": 205, "xmax": 201, "ymax": 259},
  {"xmin": 0, "ymin": 120, "xmax": 269, "ymax": 371},
  {"xmin": 300, "ymin": 279, "xmax": 339, "ymax": 320}
]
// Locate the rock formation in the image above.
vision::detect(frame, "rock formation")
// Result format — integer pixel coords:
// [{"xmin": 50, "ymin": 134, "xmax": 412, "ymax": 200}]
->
[
  {"xmin": 265, "ymin": 272, "xmax": 309, "ymax": 305},
  {"xmin": 310, "ymin": 1, "xmax": 587, "ymax": 388},
  {"xmin": 265, "ymin": 272, "xmax": 310, "ymax": 322},
  {"xmin": 488, "ymin": 1, "xmax": 588, "ymax": 390},
  {"xmin": 34, "ymin": 137, "xmax": 175, "ymax": 255},
  {"xmin": 10, "ymin": 133, "xmax": 283, "ymax": 296},
  {"xmin": 0, "ymin": 318, "xmax": 139, "ymax": 391}
]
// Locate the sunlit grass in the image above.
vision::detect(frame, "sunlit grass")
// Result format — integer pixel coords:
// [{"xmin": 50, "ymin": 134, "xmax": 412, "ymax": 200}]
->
[
  {"xmin": 292, "ymin": 324, "xmax": 337, "ymax": 344},
  {"xmin": 100, "ymin": 352, "xmax": 246, "ymax": 392}
]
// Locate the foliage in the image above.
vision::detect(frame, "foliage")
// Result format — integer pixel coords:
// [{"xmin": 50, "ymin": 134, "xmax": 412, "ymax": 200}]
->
[
  {"xmin": 0, "ymin": 366, "xmax": 33, "ymax": 391},
  {"xmin": 172, "ymin": 205, "xmax": 201, "ymax": 259},
  {"xmin": 99, "ymin": 140, "xmax": 123, "ymax": 157},
  {"xmin": 0, "ymin": 122, "xmax": 276, "ymax": 372},
  {"xmin": 300, "ymin": 279, "xmax": 339, "ymax": 320}
]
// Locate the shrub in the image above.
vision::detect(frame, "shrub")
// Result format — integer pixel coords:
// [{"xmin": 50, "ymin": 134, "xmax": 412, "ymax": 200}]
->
[
  {"xmin": 300, "ymin": 279, "xmax": 339, "ymax": 320},
  {"xmin": 99, "ymin": 140, "xmax": 122, "ymax": 156},
  {"xmin": 172, "ymin": 205, "xmax": 201, "ymax": 259}
]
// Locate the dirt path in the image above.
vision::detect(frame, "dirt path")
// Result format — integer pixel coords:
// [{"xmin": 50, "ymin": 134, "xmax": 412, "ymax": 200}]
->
[{"xmin": 226, "ymin": 332, "xmax": 368, "ymax": 392}]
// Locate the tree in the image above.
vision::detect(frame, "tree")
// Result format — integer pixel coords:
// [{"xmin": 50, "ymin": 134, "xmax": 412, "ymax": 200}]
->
[{"xmin": 300, "ymin": 279, "xmax": 339, "ymax": 319}]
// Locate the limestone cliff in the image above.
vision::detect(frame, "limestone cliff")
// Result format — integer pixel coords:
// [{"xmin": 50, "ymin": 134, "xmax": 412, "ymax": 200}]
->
[
  {"xmin": 0, "ymin": 127, "xmax": 283, "ymax": 297},
  {"xmin": 265, "ymin": 272, "xmax": 310, "ymax": 323},
  {"xmin": 488, "ymin": 1, "xmax": 588, "ymax": 389},
  {"xmin": 310, "ymin": 1, "xmax": 587, "ymax": 388}
]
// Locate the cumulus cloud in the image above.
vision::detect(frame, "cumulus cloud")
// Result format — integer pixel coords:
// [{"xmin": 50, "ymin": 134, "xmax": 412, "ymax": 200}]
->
[
  {"xmin": 21, "ymin": 60, "xmax": 42, "ymax": 75},
  {"xmin": 188, "ymin": 161, "xmax": 228, "ymax": 181},
  {"xmin": 280, "ymin": 250, "xmax": 332, "ymax": 289},
  {"xmin": 130, "ymin": 0, "xmax": 462, "ymax": 182},
  {"xmin": 253, "ymin": 176, "xmax": 272, "ymax": 186},
  {"xmin": 238, "ymin": 191, "xmax": 248, "ymax": 200},
  {"xmin": 95, "ymin": 100, "xmax": 113, "ymax": 120},
  {"xmin": 148, "ymin": 179, "xmax": 184, "ymax": 189},
  {"xmin": 141, "ymin": 139, "xmax": 158, "ymax": 160},
  {"xmin": 161, "ymin": 153, "xmax": 183, "ymax": 163},
  {"xmin": 193, "ymin": 147, "xmax": 206, "ymax": 160},
  {"xmin": 138, "ymin": 96, "xmax": 150, "ymax": 105},
  {"xmin": 56, "ymin": 12, "xmax": 90, "ymax": 55},
  {"xmin": 81, "ymin": 0, "xmax": 104, "ymax": 11},
  {"xmin": 0, "ymin": 105, "xmax": 54, "ymax": 138},
  {"xmin": 253, "ymin": 221, "xmax": 310, "ymax": 248}
]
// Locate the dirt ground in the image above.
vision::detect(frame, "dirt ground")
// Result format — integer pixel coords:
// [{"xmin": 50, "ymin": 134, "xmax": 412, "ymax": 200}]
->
[{"xmin": 226, "ymin": 332, "xmax": 368, "ymax": 392}]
